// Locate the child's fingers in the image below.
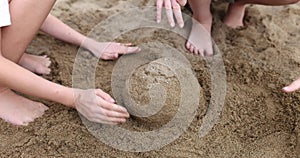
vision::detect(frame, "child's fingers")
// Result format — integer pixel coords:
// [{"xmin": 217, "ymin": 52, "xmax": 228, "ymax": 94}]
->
[
  {"xmin": 114, "ymin": 45, "xmax": 141, "ymax": 55},
  {"xmin": 164, "ymin": 0, "xmax": 175, "ymax": 27},
  {"xmin": 98, "ymin": 98, "xmax": 129, "ymax": 115},
  {"xmin": 176, "ymin": 0, "xmax": 187, "ymax": 6},
  {"xmin": 173, "ymin": 10, "xmax": 184, "ymax": 28},
  {"xmin": 95, "ymin": 89, "xmax": 115, "ymax": 103},
  {"xmin": 123, "ymin": 46, "xmax": 141, "ymax": 54},
  {"xmin": 122, "ymin": 43, "xmax": 132, "ymax": 46},
  {"xmin": 172, "ymin": 0, "xmax": 184, "ymax": 28},
  {"xmin": 157, "ymin": 0, "xmax": 163, "ymax": 23}
]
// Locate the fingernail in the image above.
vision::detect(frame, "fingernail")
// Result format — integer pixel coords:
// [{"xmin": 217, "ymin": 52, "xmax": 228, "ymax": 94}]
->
[
  {"xmin": 171, "ymin": 23, "xmax": 175, "ymax": 27},
  {"xmin": 110, "ymin": 98, "xmax": 115, "ymax": 103},
  {"xmin": 122, "ymin": 107, "xmax": 128, "ymax": 112}
]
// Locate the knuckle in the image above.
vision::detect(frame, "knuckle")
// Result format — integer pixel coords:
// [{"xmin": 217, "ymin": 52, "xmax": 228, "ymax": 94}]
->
[
  {"xmin": 172, "ymin": 5, "xmax": 181, "ymax": 10},
  {"xmin": 164, "ymin": 3, "xmax": 171, "ymax": 8},
  {"xmin": 106, "ymin": 111, "xmax": 113, "ymax": 117},
  {"xmin": 102, "ymin": 110, "xmax": 110, "ymax": 116}
]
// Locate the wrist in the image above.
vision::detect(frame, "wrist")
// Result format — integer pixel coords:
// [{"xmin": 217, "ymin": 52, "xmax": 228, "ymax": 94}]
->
[
  {"xmin": 54, "ymin": 86, "xmax": 76, "ymax": 108},
  {"xmin": 65, "ymin": 88, "xmax": 76, "ymax": 108},
  {"xmin": 81, "ymin": 37, "xmax": 94, "ymax": 51}
]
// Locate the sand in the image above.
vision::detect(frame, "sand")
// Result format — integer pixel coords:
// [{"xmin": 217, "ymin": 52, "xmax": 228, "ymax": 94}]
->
[{"xmin": 0, "ymin": 0, "xmax": 300, "ymax": 157}]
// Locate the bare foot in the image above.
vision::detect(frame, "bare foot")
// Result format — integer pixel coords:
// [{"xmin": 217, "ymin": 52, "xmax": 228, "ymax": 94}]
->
[
  {"xmin": 223, "ymin": 2, "xmax": 246, "ymax": 28},
  {"xmin": 19, "ymin": 53, "xmax": 51, "ymax": 75},
  {"xmin": 282, "ymin": 77, "xmax": 300, "ymax": 93},
  {"xmin": 82, "ymin": 38, "xmax": 141, "ymax": 60},
  {"xmin": 0, "ymin": 88, "xmax": 48, "ymax": 126},
  {"xmin": 186, "ymin": 17, "xmax": 214, "ymax": 56}
]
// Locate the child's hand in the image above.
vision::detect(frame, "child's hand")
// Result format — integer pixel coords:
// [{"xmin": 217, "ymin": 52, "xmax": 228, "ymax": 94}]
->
[
  {"xmin": 98, "ymin": 42, "xmax": 141, "ymax": 60},
  {"xmin": 83, "ymin": 39, "xmax": 141, "ymax": 60},
  {"xmin": 156, "ymin": 0, "xmax": 187, "ymax": 28},
  {"xmin": 73, "ymin": 89, "xmax": 130, "ymax": 125}
]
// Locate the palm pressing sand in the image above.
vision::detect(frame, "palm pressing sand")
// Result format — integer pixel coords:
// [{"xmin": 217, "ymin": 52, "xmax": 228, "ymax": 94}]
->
[{"xmin": 0, "ymin": 0, "xmax": 299, "ymax": 157}]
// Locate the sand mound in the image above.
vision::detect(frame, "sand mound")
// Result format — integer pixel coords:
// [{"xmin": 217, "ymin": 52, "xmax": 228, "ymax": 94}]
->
[{"xmin": 128, "ymin": 58, "xmax": 182, "ymax": 126}]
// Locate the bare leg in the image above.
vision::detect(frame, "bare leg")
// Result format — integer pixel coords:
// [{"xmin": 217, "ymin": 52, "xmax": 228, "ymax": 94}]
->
[
  {"xmin": 0, "ymin": 0, "xmax": 56, "ymax": 125},
  {"xmin": 186, "ymin": 0, "xmax": 214, "ymax": 56},
  {"xmin": 224, "ymin": 0, "xmax": 299, "ymax": 28}
]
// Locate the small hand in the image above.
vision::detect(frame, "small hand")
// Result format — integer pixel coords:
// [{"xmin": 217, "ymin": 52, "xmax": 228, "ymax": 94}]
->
[
  {"xmin": 84, "ymin": 38, "xmax": 141, "ymax": 60},
  {"xmin": 73, "ymin": 89, "xmax": 129, "ymax": 125},
  {"xmin": 99, "ymin": 42, "xmax": 141, "ymax": 60},
  {"xmin": 156, "ymin": 0, "xmax": 187, "ymax": 28}
]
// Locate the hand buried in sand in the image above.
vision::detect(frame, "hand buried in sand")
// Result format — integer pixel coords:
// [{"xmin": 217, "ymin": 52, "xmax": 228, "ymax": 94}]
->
[
  {"xmin": 156, "ymin": 0, "xmax": 187, "ymax": 28},
  {"xmin": 73, "ymin": 89, "xmax": 129, "ymax": 125},
  {"xmin": 282, "ymin": 77, "xmax": 300, "ymax": 93},
  {"xmin": 83, "ymin": 38, "xmax": 141, "ymax": 60}
]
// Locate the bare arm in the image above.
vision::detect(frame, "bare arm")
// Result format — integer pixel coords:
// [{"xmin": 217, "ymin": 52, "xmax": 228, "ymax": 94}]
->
[
  {"xmin": 0, "ymin": 28, "xmax": 74, "ymax": 107},
  {"xmin": 40, "ymin": 14, "xmax": 141, "ymax": 60},
  {"xmin": 40, "ymin": 14, "xmax": 85, "ymax": 46}
]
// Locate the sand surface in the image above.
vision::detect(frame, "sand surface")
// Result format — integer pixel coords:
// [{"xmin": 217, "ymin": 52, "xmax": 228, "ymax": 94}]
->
[{"xmin": 0, "ymin": 0, "xmax": 300, "ymax": 157}]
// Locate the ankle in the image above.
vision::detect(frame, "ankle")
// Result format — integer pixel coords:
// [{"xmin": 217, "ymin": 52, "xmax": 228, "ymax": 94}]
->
[
  {"xmin": 230, "ymin": 1, "xmax": 246, "ymax": 9},
  {"xmin": 192, "ymin": 15, "xmax": 212, "ymax": 33},
  {"xmin": 193, "ymin": 13, "xmax": 212, "ymax": 25}
]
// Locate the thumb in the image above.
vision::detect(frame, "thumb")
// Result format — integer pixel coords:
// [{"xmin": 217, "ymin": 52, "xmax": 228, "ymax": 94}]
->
[
  {"xmin": 176, "ymin": 0, "xmax": 187, "ymax": 6},
  {"xmin": 282, "ymin": 78, "xmax": 300, "ymax": 93}
]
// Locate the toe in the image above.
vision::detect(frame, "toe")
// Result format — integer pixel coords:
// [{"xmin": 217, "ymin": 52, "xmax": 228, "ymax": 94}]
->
[
  {"xmin": 45, "ymin": 68, "xmax": 51, "ymax": 75},
  {"xmin": 194, "ymin": 48, "xmax": 199, "ymax": 55},
  {"xmin": 45, "ymin": 61, "xmax": 51, "ymax": 67},
  {"xmin": 189, "ymin": 45, "xmax": 194, "ymax": 54},
  {"xmin": 199, "ymin": 49, "xmax": 205, "ymax": 56},
  {"xmin": 205, "ymin": 47, "xmax": 214, "ymax": 57},
  {"xmin": 186, "ymin": 42, "xmax": 191, "ymax": 50},
  {"xmin": 24, "ymin": 116, "xmax": 35, "ymax": 123},
  {"xmin": 10, "ymin": 118, "xmax": 28, "ymax": 126}
]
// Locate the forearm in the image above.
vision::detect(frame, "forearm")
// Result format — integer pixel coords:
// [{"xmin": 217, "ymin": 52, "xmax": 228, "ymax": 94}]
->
[
  {"xmin": 40, "ymin": 14, "xmax": 88, "ymax": 48},
  {"xmin": 0, "ymin": 55, "xmax": 75, "ymax": 107}
]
